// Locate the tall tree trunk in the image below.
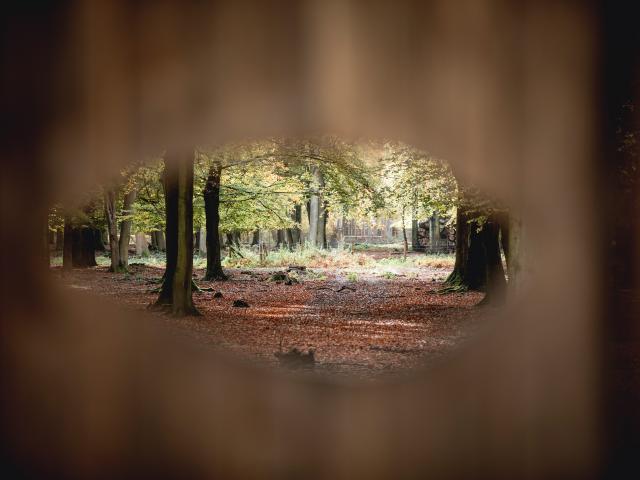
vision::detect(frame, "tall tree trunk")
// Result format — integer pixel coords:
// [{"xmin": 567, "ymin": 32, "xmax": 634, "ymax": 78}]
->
[
  {"xmin": 171, "ymin": 155, "xmax": 199, "ymax": 316},
  {"xmin": 444, "ymin": 201, "xmax": 507, "ymax": 300},
  {"xmin": 444, "ymin": 202, "xmax": 484, "ymax": 290},
  {"xmin": 117, "ymin": 189, "xmax": 136, "ymax": 270},
  {"xmin": 135, "ymin": 232, "xmax": 149, "ymax": 256},
  {"xmin": 507, "ymin": 213, "xmax": 523, "ymax": 295},
  {"xmin": 155, "ymin": 162, "xmax": 179, "ymax": 307},
  {"xmin": 157, "ymin": 230, "xmax": 166, "ymax": 251},
  {"xmin": 71, "ymin": 226, "xmax": 97, "ymax": 267},
  {"xmin": 411, "ymin": 217, "xmax": 420, "ymax": 251},
  {"xmin": 63, "ymin": 215, "xmax": 73, "ymax": 270},
  {"xmin": 55, "ymin": 228, "xmax": 64, "ymax": 253},
  {"xmin": 276, "ymin": 229, "xmax": 285, "ymax": 249},
  {"xmin": 317, "ymin": 200, "xmax": 328, "ymax": 248},
  {"xmin": 401, "ymin": 206, "xmax": 409, "ymax": 261},
  {"xmin": 308, "ymin": 166, "xmax": 324, "ymax": 248},
  {"xmin": 203, "ymin": 163, "xmax": 227, "ymax": 281},
  {"xmin": 478, "ymin": 215, "xmax": 507, "ymax": 305},
  {"xmin": 104, "ymin": 189, "xmax": 123, "ymax": 272},
  {"xmin": 197, "ymin": 229, "xmax": 207, "ymax": 255},
  {"xmin": 251, "ymin": 230, "xmax": 260, "ymax": 246},
  {"xmin": 93, "ymin": 227, "xmax": 106, "ymax": 252},
  {"xmin": 291, "ymin": 204, "xmax": 302, "ymax": 245},
  {"xmin": 285, "ymin": 227, "xmax": 294, "ymax": 250}
]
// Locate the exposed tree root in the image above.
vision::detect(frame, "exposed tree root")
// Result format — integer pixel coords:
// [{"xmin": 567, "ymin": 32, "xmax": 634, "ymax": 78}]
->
[
  {"xmin": 437, "ymin": 284, "xmax": 469, "ymax": 294},
  {"xmin": 203, "ymin": 271, "xmax": 228, "ymax": 282}
]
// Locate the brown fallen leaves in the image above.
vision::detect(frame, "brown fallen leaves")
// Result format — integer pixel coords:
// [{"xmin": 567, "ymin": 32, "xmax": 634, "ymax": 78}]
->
[{"xmin": 53, "ymin": 263, "xmax": 485, "ymax": 381}]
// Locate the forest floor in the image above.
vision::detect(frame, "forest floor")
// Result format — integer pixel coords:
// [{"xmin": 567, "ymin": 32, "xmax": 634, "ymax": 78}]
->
[{"xmin": 52, "ymin": 251, "xmax": 486, "ymax": 381}]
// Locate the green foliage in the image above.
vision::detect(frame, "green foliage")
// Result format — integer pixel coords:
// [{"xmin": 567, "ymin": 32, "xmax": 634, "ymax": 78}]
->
[
  {"xmin": 346, "ymin": 272, "xmax": 359, "ymax": 282},
  {"xmin": 374, "ymin": 141, "xmax": 457, "ymax": 224}
]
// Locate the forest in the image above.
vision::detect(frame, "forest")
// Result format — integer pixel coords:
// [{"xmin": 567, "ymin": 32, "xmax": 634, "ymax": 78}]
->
[
  {"xmin": 5, "ymin": 0, "xmax": 640, "ymax": 478},
  {"xmin": 50, "ymin": 137, "xmax": 518, "ymax": 377}
]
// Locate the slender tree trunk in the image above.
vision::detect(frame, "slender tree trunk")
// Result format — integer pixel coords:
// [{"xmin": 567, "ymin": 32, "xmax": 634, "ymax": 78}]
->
[
  {"xmin": 63, "ymin": 215, "xmax": 73, "ymax": 270},
  {"xmin": 55, "ymin": 228, "xmax": 64, "ymax": 253},
  {"xmin": 401, "ymin": 206, "xmax": 408, "ymax": 261},
  {"xmin": 285, "ymin": 228, "xmax": 294, "ymax": 250},
  {"xmin": 118, "ymin": 189, "xmax": 136, "ymax": 270},
  {"xmin": 291, "ymin": 204, "xmax": 302, "ymax": 245},
  {"xmin": 203, "ymin": 163, "xmax": 227, "ymax": 281},
  {"xmin": 411, "ymin": 217, "xmax": 420, "ymax": 251},
  {"xmin": 251, "ymin": 230, "xmax": 260, "ymax": 246},
  {"xmin": 104, "ymin": 189, "xmax": 123, "ymax": 272},
  {"xmin": 507, "ymin": 213, "xmax": 523, "ymax": 294},
  {"xmin": 317, "ymin": 200, "xmax": 328, "ymax": 248},
  {"xmin": 308, "ymin": 166, "xmax": 324, "ymax": 247},
  {"xmin": 171, "ymin": 155, "xmax": 199, "ymax": 316},
  {"xmin": 276, "ymin": 229, "xmax": 285, "ymax": 249}
]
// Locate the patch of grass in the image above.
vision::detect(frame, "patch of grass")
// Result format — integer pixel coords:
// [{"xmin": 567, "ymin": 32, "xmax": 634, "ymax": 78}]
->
[
  {"xmin": 380, "ymin": 271, "xmax": 397, "ymax": 280},
  {"xmin": 351, "ymin": 242, "xmax": 404, "ymax": 251},
  {"xmin": 346, "ymin": 272, "xmax": 358, "ymax": 282},
  {"xmin": 221, "ymin": 246, "xmax": 375, "ymax": 269}
]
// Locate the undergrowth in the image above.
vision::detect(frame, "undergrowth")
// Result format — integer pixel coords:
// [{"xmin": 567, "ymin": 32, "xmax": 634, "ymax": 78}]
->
[{"xmin": 49, "ymin": 247, "xmax": 455, "ymax": 271}]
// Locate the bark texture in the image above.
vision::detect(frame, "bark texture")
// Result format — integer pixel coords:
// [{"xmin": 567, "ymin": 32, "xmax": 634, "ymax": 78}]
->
[{"xmin": 171, "ymin": 155, "xmax": 199, "ymax": 316}]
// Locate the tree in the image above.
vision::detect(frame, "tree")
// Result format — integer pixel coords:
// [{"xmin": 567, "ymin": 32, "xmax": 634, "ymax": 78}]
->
[
  {"xmin": 203, "ymin": 161, "xmax": 227, "ymax": 280},
  {"xmin": 118, "ymin": 189, "xmax": 136, "ymax": 270},
  {"xmin": 104, "ymin": 187, "xmax": 124, "ymax": 272},
  {"xmin": 443, "ymin": 191, "xmax": 508, "ymax": 305},
  {"xmin": 154, "ymin": 153, "xmax": 199, "ymax": 316}
]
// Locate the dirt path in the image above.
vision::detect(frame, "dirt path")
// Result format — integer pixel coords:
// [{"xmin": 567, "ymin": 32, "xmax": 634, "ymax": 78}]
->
[{"xmin": 53, "ymin": 264, "xmax": 485, "ymax": 380}]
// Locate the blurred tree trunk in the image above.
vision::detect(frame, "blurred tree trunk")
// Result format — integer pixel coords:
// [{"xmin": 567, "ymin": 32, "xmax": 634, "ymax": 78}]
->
[
  {"xmin": 55, "ymin": 228, "xmax": 64, "ymax": 253},
  {"xmin": 290, "ymin": 204, "xmax": 302, "ymax": 245},
  {"xmin": 93, "ymin": 227, "xmax": 106, "ymax": 252},
  {"xmin": 411, "ymin": 217, "xmax": 419, "ymax": 251},
  {"xmin": 251, "ymin": 230, "xmax": 260, "ymax": 246},
  {"xmin": 308, "ymin": 166, "xmax": 321, "ymax": 247},
  {"xmin": 104, "ymin": 188, "xmax": 123, "ymax": 272},
  {"xmin": 135, "ymin": 233, "xmax": 149, "ymax": 256},
  {"xmin": 317, "ymin": 200, "xmax": 328, "ymax": 248},
  {"xmin": 197, "ymin": 229, "xmax": 207, "ymax": 255},
  {"xmin": 71, "ymin": 227, "xmax": 97, "ymax": 268},
  {"xmin": 401, "ymin": 206, "xmax": 408, "ymax": 261},
  {"xmin": 63, "ymin": 215, "xmax": 73, "ymax": 270},
  {"xmin": 203, "ymin": 162, "xmax": 227, "ymax": 281}
]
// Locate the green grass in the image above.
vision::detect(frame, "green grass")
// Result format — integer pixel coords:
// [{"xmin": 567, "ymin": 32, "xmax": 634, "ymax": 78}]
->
[
  {"xmin": 49, "ymin": 247, "xmax": 455, "ymax": 272},
  {"xmin": 345, "ymin": 272, "xmax": 359, "ymax": 282}
]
